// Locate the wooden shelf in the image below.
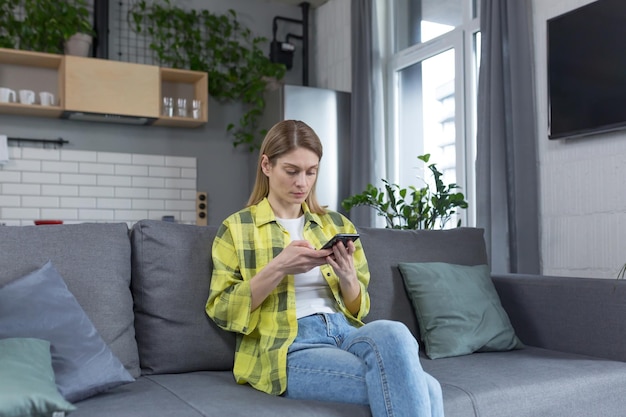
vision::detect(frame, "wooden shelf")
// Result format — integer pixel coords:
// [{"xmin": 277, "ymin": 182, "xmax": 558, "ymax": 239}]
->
[
  {"xmin": 160, "ymin": 67, "xmax": 206, "ymax": 83},
  {"xmin": 0, "ymin": 48, "xmax": 208, "ymax": 128},
  {"xmin": 0, "ymin": 48, "xmax": 62, "ymax": 68},
  {"xmin": 157, "ymin": 67, "xmax": 208, "ymax": 127},
  {"xmin": 0, "ymin": 48, "xmax": 63, "ymax": 116},
  {"xmin": 0, "ymin": 102, "xmax": 63, "ymax": 118},
  {"xmin": 153, "ymin": 115, "xmax": 206, "ymax": 128}
]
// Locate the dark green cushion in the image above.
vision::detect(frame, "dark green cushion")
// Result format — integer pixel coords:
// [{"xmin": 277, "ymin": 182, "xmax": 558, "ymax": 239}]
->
[
  {"xmin": 398, "ymin": 262, "xmax": 523, "ymax": 359},
  {"xmin": 0, "ymin": 338, "xmax": 76, "ymax": 417}
]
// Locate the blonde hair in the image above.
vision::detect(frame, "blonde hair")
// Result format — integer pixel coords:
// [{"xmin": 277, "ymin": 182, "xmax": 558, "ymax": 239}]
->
[{"xmin": 247, "ymin": 120, "xmax": 326, "ymax": 214}]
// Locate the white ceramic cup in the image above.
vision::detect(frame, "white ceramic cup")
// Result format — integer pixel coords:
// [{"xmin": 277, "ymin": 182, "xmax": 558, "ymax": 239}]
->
[
  {"xmin": 39, "ymin": 91, "xmax": 55, "ymax": 106},
  {"xmin": 18, "ymin": 89, "xmax": 35, "ymax": 105},
  {"xmin": 0, "ymin": 87, "xmax": 16, "ymax": 103}
]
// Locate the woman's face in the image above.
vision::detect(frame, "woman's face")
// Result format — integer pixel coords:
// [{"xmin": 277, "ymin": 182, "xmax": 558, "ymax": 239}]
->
[{"xmin": 262, "ymin": 147, "xmax": 319, "ymax": 214}]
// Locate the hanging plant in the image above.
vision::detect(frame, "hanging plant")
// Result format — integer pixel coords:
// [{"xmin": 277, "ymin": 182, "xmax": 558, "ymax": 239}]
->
[{"xmin": 128, "ymin": 0, "xmax": 286, "ymax": 151}]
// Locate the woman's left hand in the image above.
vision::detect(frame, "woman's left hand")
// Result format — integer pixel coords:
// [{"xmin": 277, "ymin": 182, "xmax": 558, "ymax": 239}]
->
[
  {"xmin": 326, "ymin": 240, "xmax": 361, "ymax": 314},
  {"xmin": 326, "ymin": 240, "xmax": 357, "ymax": 283}
]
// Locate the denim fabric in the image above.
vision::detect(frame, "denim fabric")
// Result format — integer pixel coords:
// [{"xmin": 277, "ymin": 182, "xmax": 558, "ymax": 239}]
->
[{"xmin": 285, "ymin": 313, "xmax": 444, "ymax": 417}]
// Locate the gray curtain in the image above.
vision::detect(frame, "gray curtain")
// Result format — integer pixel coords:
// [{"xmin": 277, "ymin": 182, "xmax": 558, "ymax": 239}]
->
[
  {"xmin": 349, "ymin": 0, "xmax": 386, "ymax": 227},
  {"xmin": 476, "ymin": 0, "xmax": 540, "ymax": 274}
]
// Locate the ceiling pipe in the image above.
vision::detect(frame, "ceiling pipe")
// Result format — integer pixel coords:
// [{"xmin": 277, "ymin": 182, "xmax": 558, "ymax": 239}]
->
[
  {"xmin": 93, "ymin": 0, "xmax": 109, "ymax": 59},
  {"xmin": 300, "ymin": 2, "xmax": 309, "ymax": 86},
  {"xmin": 270, "ymin": 2, "xmax": 310, "ymax": 86}
]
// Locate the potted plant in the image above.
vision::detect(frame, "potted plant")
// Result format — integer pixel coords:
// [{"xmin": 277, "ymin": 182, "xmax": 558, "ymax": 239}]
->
[
  {"xmin": 0, "ymin": 0, "xmax": 94, "ymax": 55},
  {"xmin": 342, "ymin": 154, "xmax": 469, "ymax": 229},
  {"xmin": 62, "ymin": 0, "xmax": 95, "ymax": 57},
  {"xmin": 128, "ymin": 0, "xmax": 286, "ymax": 151}
]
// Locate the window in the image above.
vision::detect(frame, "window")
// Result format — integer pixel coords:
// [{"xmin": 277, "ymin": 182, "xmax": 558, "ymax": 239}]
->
[{"xmin": 386, "ymin": 0, "xmax": 480, "ymax": 227}]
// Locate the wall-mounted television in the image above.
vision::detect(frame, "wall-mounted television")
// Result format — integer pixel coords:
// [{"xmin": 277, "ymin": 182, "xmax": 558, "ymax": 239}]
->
[{"xmin": 547, "ymin": 0, "xmax": 626, "ymax": 140}]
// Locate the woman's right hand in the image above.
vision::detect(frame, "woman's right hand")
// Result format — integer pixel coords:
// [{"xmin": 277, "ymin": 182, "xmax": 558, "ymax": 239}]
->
[
  {"xmin": 249, "ymin": 240, "xmax": 332, "ymax": 310},
  {"xmin": 273, "ymin": 240, "xmax": 333, "ymax": 275}
]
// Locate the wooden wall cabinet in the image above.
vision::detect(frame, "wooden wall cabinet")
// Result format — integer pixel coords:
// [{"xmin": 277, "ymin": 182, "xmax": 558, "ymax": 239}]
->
[
  {"xmin": 0, "ymin": 48, "xmax": 208, "ymax": 128},
  {"xmin": 64, "ymin": 56, "xmax": 160, "ymax": 119}
]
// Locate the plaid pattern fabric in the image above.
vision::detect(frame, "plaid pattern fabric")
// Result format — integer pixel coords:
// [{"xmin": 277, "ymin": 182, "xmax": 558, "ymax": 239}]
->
[{"xmin": 206, "ymin": 198, "xmax": 371, "ymax": 395}]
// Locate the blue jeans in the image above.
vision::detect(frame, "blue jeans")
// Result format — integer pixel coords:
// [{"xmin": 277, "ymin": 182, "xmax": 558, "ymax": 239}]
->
[{"xmin": 284, "ymin": 313, "xmax": 444, "ymax": 417}]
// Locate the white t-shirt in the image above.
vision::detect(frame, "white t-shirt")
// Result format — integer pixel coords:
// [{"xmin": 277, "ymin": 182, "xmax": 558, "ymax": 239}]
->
[{"xmin": 276, "ymin": 216, "xmax": 338, "ymax": 319}]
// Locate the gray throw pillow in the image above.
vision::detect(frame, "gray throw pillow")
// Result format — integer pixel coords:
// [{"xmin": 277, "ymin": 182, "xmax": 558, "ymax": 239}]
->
[
  {"xmin": 0, "ymin": 261, "xmax": 134, "ymax": 402},
  {"xmin": 398, "ymin": 262, "xmax": 523, "ymax": 359},
  {"xmin": 0, "ymin": 337, "xmax": 76, "ymax": 417},
  {"xmin": 131, "ymin": 220, "xmax": 235, "ymax": 374},
  {"xmin": 0, "ymin": 222, "xmax": 140, "ymax": 378}
]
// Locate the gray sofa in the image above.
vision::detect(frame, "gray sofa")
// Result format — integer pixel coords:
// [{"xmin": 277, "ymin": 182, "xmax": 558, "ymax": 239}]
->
[{"xmin": 2, "ymin": 219, "xmax": 626, "ymax": 416}]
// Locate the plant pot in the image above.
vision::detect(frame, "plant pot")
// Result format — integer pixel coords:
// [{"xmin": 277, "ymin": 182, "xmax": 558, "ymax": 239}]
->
[
  {"xmin": 262, "ymin": 76, "xmax": 284, "ymax": 92},
  {"xmin": 64, "ymin": 33, "xmax": 92, "ymax": 57}
]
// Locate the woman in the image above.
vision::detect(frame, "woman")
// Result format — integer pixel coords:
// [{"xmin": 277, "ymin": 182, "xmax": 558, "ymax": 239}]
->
[{"xmin": 206, "ymin": 120, "xmax": 444, "ymax": 416}]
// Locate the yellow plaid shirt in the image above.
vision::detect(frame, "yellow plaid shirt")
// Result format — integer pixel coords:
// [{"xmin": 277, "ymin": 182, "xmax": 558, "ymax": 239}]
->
[{"xmin": 206, "ymin": 198, "xmax": 371, "ymax": 395}]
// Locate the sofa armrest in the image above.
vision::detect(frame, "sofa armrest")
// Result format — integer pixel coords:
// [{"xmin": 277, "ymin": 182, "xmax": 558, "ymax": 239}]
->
[{"xmin": 493, "ymin": 273, "xmax": 626, "ymax": 362}]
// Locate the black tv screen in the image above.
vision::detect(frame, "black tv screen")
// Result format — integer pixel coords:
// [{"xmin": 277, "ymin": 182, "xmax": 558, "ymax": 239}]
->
[{"xmin": 547, "ymin": 0, "xmax": 626, "ymax": 139}]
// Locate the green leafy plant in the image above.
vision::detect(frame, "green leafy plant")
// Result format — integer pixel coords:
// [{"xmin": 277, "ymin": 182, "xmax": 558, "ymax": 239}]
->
[
  {"xmin": 0, "ymin": 0, "xmax": 19, "ymax": 48},
  {"xmin": 0, "ymin": 0, "xmax": 93, "ymax": 53},
  {"xmin": 342, "ymin": 154, "xmax": 469, "ymax": 229},
  {"xmin": 128, "ymin": 0, "xmax": 286, "ymax": 151}
]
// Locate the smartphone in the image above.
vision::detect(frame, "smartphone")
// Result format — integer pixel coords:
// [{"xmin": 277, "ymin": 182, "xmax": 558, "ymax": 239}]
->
[{"xmin": 320, "ymin": 233, "xmax": 360, "ymax": 250}]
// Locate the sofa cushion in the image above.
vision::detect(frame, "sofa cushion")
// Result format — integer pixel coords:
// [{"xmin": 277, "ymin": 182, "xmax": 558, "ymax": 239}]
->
[
  {"xmin": 0, "ymin": 338, "xmax": 76, "ymax": 416},
  {"xmin": 70, "ymin": 372, "xmax": 371, "ymax": 417},
  {"xmin": 0, "ymin": 261, "xmax": 134, "ymax": 402},
  {"xmin": 423, "ymin": 346, "xmax": 626, "ymax": 417},
  {"xmin": 0, "ymin": 223, "xmax": 140, "ymax": 378},
  {"xmin": 131, "ymin": 220, "xmax": 235, "ymax": 375},
  {"xmin": 356, "ymin": 227, "xmax": 489, "ymax": 338},
  {"xmin": 398, "ymin": 262, "xmax": 522, "ymax": 359}
]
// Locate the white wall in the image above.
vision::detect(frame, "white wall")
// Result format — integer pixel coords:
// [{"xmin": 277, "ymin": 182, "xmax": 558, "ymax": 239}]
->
[
  {"xmin": 533, "ymin": 0, "xmax": 626, "ymax": 278},
  {"xmin": 314, "ymin": 0, "xmax": 626, "ymax": 278}
]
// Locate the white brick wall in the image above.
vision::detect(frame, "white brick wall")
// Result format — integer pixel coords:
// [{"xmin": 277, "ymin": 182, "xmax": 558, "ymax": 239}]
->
[{"xmin": 0, "ymin": 147, "xmax": 197, "ymax": 226}]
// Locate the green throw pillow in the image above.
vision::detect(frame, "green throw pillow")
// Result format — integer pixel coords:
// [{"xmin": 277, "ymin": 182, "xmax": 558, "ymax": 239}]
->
[
  {"xmin": 0, "ymin": 338, "xmax": 76, "ymax": 417},
  {"xmin": 398, "ymin": 262, "xmax": 523, "ymax": 359}
]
